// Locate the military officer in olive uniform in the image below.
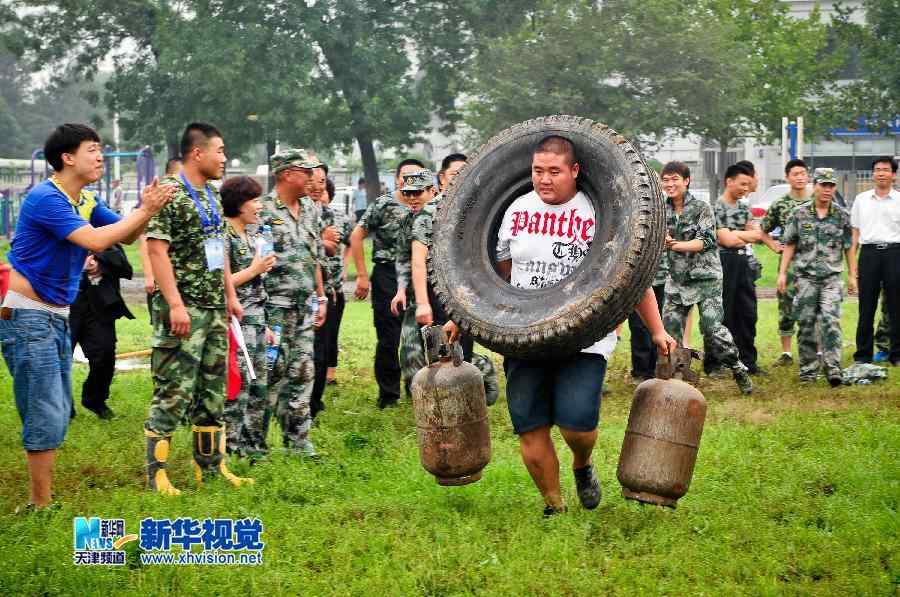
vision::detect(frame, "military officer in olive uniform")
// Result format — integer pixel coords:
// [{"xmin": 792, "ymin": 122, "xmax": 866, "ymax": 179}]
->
[
  {"xmin": 258, "ymin": 149, "xmax": 328, "ymax": 456},
  {"xmin": 778, "ymin": 168, "xmax": 857, "ymax": 385}
]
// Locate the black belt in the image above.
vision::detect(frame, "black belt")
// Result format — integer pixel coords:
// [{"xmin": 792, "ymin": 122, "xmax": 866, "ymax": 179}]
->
[
  {"xmin": 718, "ymin": 248, "xmax": 750, "ymax": 255},
  {"xmin": 862, "ymin": 243, "xmax": 900, "ymax": 250}
]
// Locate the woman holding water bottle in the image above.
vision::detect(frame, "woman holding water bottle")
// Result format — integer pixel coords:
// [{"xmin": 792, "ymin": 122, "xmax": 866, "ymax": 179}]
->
[{"xmin": 220, "ymin": 176, "xmax": 276, "ymax": 459}]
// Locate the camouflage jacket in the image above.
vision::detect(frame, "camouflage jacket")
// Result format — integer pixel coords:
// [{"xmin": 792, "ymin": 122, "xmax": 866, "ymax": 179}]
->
[
  {"xmin": 396, "ymin": 195, "xmax": 441, "ymax": 290},
  {"xmin": 761, "ymin": 193, "xmax": 808, "ymax": 237},
  {"xmin": 226, "ymin": 221, "xmax": 267, "ymax": 325},
  {"xmin": 145, "ymin": 176, "xmax": 225, "ymax": 309},
  {"xmin": 782, "ymin": 201, "xmax": 851, "ymax": 279},
  {"xmin": 319, "ymin": 204, "xmax": 353, "ymax": 295},
  {"xmin": 358, "ymin": 192, "xmax": 413, "ymax": 264},
  {"xmin": 664, "ymin": 192, "xmax": 722, "ymax": 305},
  {"xmin": 258, "ymin": 191, "xmax": 323, "ymax": 308},
  {"xmin": 714, "ymin": 196, "xmax": 762, "ymax": 277}
]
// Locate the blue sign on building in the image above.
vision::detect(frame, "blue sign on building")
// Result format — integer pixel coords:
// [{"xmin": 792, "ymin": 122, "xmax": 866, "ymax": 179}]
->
[{"xmin": 830, "ymin": 116, "xmax": 900, "ymax": 137}]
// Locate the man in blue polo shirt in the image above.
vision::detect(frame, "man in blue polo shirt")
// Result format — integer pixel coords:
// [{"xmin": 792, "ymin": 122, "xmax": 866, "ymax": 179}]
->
[{"xmin": 0, "ymin": 123, "xmax": 173, "ymax": 511}]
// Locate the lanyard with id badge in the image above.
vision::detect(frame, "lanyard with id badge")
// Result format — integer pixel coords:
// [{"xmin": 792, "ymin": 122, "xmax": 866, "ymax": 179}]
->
[{"xmin": 181, "ymin": 174, "xmax": 225, "ymax": 271}]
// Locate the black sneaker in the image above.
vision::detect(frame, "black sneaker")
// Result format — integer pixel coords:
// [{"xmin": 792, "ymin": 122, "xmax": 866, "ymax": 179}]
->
[
  {"xmin": 377, "ymin": 397, "xmax": 398, "ymax": 409},
  {"xmin": 573, "ymin": 464, "xmax": 602, "ymax": 509},
  {"xmin": 828, "ymin": 376, "xmax": 843, "ymax": 388}
]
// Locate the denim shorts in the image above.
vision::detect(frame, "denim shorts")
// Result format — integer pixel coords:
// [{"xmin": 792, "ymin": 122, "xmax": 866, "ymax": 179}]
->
[
  {"xmin": 0, "ymin": 309, "xmax": 73, "ymax": 451},
  {"xmin": 503, "ymin": 352, "xmax": 608, "ymax": 434}
]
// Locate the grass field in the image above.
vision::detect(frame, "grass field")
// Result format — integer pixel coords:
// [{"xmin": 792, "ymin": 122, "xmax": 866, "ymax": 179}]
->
[{"xmin": 0, "ymin": 297, "xmax": 897, "ymax": 595}]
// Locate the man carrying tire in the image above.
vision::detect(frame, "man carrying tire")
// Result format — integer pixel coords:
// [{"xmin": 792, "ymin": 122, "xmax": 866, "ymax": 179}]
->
[{"xmin": 488, "ymin": 135, "xmax": 676, "ymax": 516}]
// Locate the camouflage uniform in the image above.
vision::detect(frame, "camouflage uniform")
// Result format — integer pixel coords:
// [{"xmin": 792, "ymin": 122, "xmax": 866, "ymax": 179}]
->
[
  {"xmin": 662, "ymin": 192, "xmax": 751, "ymax": 392},
  {"xmin": 712, "ymin": 197, "xmax": 760, "ymax": 373},
  {"xmin": 311, "ymin": 203, "xmax": 353, "ymax": 417},
  {"xmin": 395, "ymin": 171, "xmax": 435, "ymax": 392},
  {"xmin": 223, "ymin": 221, "xmax": 269, "ymax": 458},
  {"xmin": 400, "ymin": 185, "xmax": 500, "ymax": 402},
  {"xmin": 875, "ymin": 291, "xmax": 891, "ymax": 355},
  {"xmin": 782, "ymin": 200, "xmax": 852, "ymax": 381},
  {"xmin": 144, "ymin": 175, "xmax": 253, "ymax": 494},
  {"xmin": 259, "ymin": 149, "xmax": 324, "ymax": 453},
  {"xmin": 359, "ymin": 191, "xmax": 413, "ymax": 405},
  {"xmin": 762, "ymin": 194, "xmax": 808, "ymax": 338},
  {"xmin": 145, "ymin": 176, "xmax": 227, "ymax": 435}
]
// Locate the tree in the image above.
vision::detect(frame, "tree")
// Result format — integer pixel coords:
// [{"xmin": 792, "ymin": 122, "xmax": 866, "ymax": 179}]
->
[
  {"xmin": 818, "ymin": 0, "xmax": 900, "ymax": 133},
  {"xmin": 460, "ymin": 0, "xmax": 670, "ymax": 147},
  {"xmin": 606, "ymin": 0, "xmax": 834, "ymax": 195}
]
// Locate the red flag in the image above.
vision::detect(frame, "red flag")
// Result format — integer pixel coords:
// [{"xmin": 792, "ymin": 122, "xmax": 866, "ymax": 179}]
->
[{"xmin": 227, "ymin": 326, "xmax": 242, "ymax": 401}]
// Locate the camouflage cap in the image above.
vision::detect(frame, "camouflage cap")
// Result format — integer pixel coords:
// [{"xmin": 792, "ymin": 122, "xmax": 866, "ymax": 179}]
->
[
  {"xmin": 270, "ymin": 148, "xmax": 323, "ymax": 174},
  {"xmin": 400, "ymin": 169, "xmax": 435, "ymax": 191},
  {"xmin": 813, "ymin": 167, "xmax": 837, "ymax": 185}
]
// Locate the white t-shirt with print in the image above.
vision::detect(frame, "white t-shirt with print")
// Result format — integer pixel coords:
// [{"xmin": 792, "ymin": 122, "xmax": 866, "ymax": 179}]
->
[{"xmin": 496, "ymin": 190, "xmax": 618, "ymax": 358}]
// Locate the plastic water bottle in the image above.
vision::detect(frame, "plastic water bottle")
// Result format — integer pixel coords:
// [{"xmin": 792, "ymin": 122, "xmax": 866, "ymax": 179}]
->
[
  {"xmin": 258, "ymin": 225, "xmax": 274, "ymax": 256},
  {"xmin": 308, "ymin": 294, "xmax": 319, "ymax": 317},
  {"xmin": 255, "ymin": 225, "xmax": 274, "ymax": 278},
  {"xmin": 266, "ymin": 325, "xmax": 282, "ymax": 371}
]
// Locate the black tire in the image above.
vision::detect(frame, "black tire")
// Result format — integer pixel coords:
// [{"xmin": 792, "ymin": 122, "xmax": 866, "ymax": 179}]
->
[{"xmin": 429, "ymin": 115, "xmax": 665, "ymax": 360}]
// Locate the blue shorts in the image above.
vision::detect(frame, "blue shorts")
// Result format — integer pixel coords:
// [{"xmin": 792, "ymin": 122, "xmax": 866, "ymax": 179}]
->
[
  {"xmin": 0, "ymin": 309, "xmax": 73, "ymax": 451},
  {"xmin": 503, "ymin": 353, "xmax": 607, "ymax": 434}
]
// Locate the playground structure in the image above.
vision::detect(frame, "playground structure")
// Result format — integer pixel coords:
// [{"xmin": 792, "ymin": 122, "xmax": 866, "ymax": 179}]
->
[{"xmin": 0, "ymin": 146, "xmax": 156, "ymax": 238}]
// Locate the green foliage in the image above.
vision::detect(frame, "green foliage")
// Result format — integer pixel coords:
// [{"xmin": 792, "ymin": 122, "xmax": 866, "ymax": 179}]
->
[
  {"xmin": 0, "ymin": 300, "xmax": 897, "ymax": 594},
  {"xmin": 817, "ymin": 0, "xmax": 900, "ymax": 133}
]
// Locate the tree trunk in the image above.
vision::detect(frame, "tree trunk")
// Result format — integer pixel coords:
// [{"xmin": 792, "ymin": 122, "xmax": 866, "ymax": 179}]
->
[
  {"xmin": 356, "ymin": 133, "xmax": 381, "ymax": 202},
  {"xmin": 713, "ymin": 137, "xmax": 732, "ymax": 199},
  {"xmin": 167, "ymin": 137, "xmax": 179, "ymax": 161},
  {"xmin": 266, "ymin": 138, "xmax": 277, "ymax": 192}
]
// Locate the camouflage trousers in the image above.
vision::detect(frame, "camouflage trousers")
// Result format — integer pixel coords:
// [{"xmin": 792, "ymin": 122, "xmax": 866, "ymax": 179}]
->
[
  {"xmin": 145, "ymin": 300, "xmax": 227, "ymax": 436},
  {"xmin": 777, "ymin": 266, "xmax": 797, "ymax": 337},
  {"xmin": 663, "ymin": 295, "xmax": 744, "ymax": 371},
  {"xmin": 875, "ymin": 289, "xmax": 891, "ymax": 353},
  {"xmin": 794, "ymin": 275, "xmax": 843, "ymax": 379},
  {"xmin": 399, "ymin": 305, "xmax": 500, "ymax": 405},
  {"xmin": 224, "ymin": 322, "xmax": 269, "ymax": 457},
  {"xmin": 399, "ymin": 305, "xmax": 425, "ymax": 396},
  {"xmin": 471, "ymin": 353, "xmax": 500, "ymax": 406},
  {"xmin": 266, "ymin": 305, "xmax": 314, "ymax": 449}
]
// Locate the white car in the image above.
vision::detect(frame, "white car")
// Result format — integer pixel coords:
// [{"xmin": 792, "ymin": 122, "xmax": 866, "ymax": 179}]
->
[{"xmin": 749, "ymin": 184, "xmax": 846, "ymax": 219}]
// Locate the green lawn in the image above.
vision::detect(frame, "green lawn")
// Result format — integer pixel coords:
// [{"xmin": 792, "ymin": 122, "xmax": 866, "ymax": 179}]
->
[{"xmin": 0, "ymin": 298, "xmax": 897, "ymax": 595}]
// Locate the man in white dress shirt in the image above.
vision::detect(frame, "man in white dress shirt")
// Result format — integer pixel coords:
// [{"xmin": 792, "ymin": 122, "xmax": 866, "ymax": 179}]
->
[{"xmin": 850, "ymin": 157, "xmax": 900, "ymax": 365}]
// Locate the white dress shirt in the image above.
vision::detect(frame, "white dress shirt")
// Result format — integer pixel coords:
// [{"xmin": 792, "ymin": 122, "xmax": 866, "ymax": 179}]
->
[{"xmin": 850, "ymin": 188, "xmax": 900, "ymax": 244}]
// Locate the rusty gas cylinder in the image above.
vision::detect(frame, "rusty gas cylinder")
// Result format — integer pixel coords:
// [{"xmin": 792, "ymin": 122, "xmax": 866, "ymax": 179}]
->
[
  {"xmin": 617, "ymin": 348, "xmax": 707, "ymax": 507},
  {"xmin": 411, "ymin": 326, "xmax": 491, "ymax": 486}
]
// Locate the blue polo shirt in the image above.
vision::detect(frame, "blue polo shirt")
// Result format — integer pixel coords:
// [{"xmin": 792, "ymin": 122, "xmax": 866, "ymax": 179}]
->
[{"xmin": 8, "ymin": 180, "xmax": 120, "ymax": 305}]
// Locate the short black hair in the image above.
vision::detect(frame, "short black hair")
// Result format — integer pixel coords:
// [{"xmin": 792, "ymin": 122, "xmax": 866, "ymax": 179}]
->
[
  {"xmin": 872, "ymin": 157, "xmax": 898, "ymax": 173},
  {"xmin": 395, "ymin": 158, "xmax": 426, "ymax": 178},
  {"xmin": 660, "ymin": 161, "xmax": 691, "ymax": 181},
  {"xmin": 534, "ymin": 135, "xmax": 577, "ymax": 166},
  {"xmin": 735, "ymin": 160, "xmax": 756, "ymax": 176},
  {"xmin": 44, "ymin": 123, "xmax": 101, "ymax": 172},
  {"xmin": 724, "ymin": 164, "xmax": 752, "ymax": 181},
  {"xmin": 440, "ymin": 153, "xmax": 467, "ymax": 173},
  {"xmin": 316, "ymin": 163, "xmax": 329, "ymax": 176},
  {"xmin": 165, "ymin": 157, "xmax": 182, "ymax": 175},
  {"xmin": 220, "ymin": 176, "xmax": 263, "ymax": 217},
  {"xmin": 784, "ymin": 158, "xmax": 807, "ymax": 176},
  {"xmin": 180, "ymin": 122, "xmax": 223, "ymax": 159},
  {"xmin": 326, "ymin": 178, "xmax": 335, "ymax": 200},
  {"xmin": 357, "ymin": 177, "xmax": 365, "ymax": 185}
]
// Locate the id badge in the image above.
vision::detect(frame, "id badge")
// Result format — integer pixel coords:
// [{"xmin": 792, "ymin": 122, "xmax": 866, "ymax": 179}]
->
[{"xmin": 204, "ymin": 237, "xmax": 225, "ymax": 271}]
